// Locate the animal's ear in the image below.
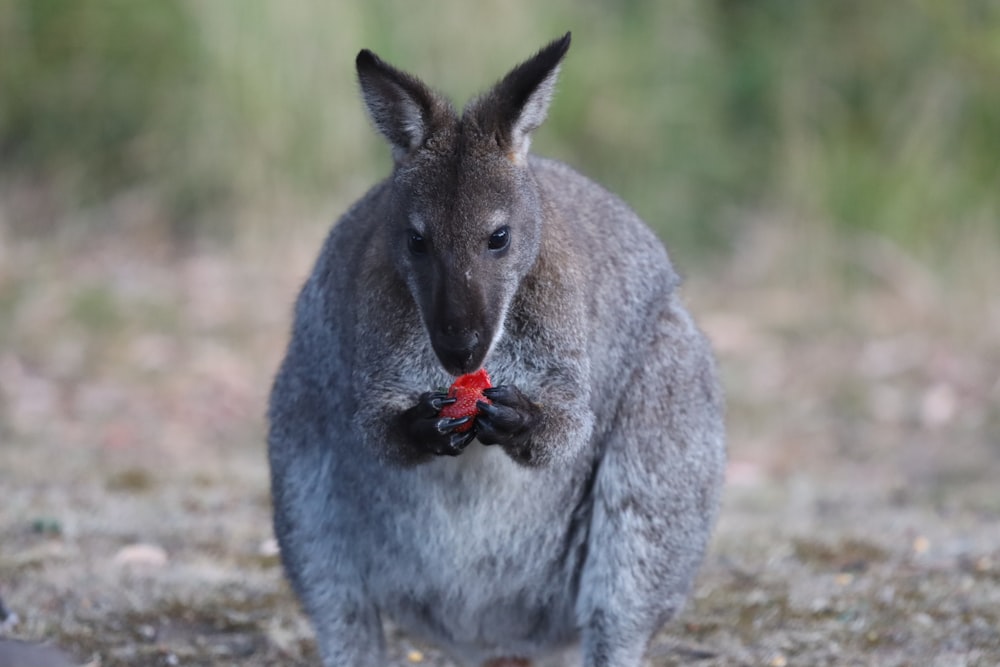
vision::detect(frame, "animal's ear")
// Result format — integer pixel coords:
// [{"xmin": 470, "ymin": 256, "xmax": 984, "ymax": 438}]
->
[
  {"xmin": 356, "ymin": 49, "xmax": 454, "ymax": 162},
  {"xmin": 466, "ymin": 32, "xmax": 571, "ymax": 165}
]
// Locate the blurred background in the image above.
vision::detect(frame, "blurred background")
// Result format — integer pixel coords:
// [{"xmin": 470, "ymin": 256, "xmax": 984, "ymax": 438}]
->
[
  {"xmin": 3, "ymin": 0, "xmax": 999, "ymax": 250},
  {"xmin": 3, "ymin": 0, "xmax": 998, "ymax": 475},
  {"xmin": 2, "ymin": 1, "xmax": 999, "ymax": 664}
]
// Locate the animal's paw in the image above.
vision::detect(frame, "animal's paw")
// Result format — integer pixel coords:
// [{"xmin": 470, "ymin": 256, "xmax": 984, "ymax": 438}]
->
[
  {"xmin": 475, "ymin": 384, "xmax": 541, "ymax": 461},
  {"xmin": 398, "ymin": 391, "xmax": 477, "ymax": 456}
]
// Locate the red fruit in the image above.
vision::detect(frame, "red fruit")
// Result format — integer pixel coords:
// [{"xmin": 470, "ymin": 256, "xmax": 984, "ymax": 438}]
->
[{"xmin": 439, "ymin": 368, "xmax": 492, "ymax": 432}]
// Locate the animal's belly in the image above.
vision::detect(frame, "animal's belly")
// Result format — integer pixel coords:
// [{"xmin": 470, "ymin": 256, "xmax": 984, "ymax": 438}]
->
[{"xmin": 362, "ymin": 443, "xmax": 585, "ymax": 656}]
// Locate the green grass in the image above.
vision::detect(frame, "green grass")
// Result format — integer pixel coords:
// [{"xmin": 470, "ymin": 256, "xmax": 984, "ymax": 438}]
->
[{"xmin": 1, "ymin": 1, "xmax": 998, "ymax": 257}]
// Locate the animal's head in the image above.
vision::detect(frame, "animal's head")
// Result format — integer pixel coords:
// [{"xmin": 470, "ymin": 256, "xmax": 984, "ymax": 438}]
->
[{"xmin": 356, "ymin": 34, "xmax": 571, "ymax": 376}]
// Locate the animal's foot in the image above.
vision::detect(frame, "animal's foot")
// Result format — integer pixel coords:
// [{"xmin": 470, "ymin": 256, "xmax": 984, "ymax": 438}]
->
[{"xmin": 482, "ymin": 659, "xmax": 532, "ymax": 667}]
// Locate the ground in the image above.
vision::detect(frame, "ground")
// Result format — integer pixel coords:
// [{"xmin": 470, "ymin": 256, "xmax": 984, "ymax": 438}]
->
[{"xmin": 1, "ymin": 223, "xmax": 998, "ymax": 666}]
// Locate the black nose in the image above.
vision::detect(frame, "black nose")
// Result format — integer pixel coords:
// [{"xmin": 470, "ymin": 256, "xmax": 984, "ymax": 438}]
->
[
  {"xmin": 433, "ymin": 329, "xmax": 482, "ymax": 374},
  {"xmin": 437, "ymin": 326, "xmax": 478, "ymax": 351}
]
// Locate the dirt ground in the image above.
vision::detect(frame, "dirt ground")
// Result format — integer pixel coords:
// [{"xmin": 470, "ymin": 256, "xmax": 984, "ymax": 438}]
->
[{"xmin": 1, "ymin": 223, "xmax": 999, "ymax": 666}]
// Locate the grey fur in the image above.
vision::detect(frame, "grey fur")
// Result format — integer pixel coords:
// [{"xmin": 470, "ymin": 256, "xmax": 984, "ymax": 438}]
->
[{"xmin": 268, "ymin": 33, "xmax": 726, "ymax": 667}]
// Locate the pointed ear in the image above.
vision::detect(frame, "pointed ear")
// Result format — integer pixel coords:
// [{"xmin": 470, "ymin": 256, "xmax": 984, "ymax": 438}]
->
[
  {"xmin": 356, "ymin": 49, "xmax": 454, "ymax": 162},
  {"xmin": 467, "ymin": 32, "xmax": 571, "ymax": 165}
]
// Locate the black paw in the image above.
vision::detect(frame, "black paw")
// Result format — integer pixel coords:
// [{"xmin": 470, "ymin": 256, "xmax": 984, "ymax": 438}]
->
[
  {"xmin": 475, "ymin": 384, "xmax": 540, "ymax": 456},
  {"xmin": 398, "ymin": 391, "xmax": 476, "ymax": 456}
]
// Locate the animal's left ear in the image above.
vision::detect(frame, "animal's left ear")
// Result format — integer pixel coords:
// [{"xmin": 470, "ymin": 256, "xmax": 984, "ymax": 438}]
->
[{"xmin": 466, "ymin": 32, "xmax": 571, "ymax": 165}]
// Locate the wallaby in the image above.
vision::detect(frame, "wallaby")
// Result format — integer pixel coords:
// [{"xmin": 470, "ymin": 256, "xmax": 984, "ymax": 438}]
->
[{"xmin": 268, "ymin": 33, "xmax": 726, "ymax": 667}]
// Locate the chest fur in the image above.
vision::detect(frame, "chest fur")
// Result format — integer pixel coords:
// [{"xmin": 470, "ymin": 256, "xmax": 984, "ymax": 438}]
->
[{"xmin": 355, "ymin": 444, "xmax": 587, "ymax": 647}]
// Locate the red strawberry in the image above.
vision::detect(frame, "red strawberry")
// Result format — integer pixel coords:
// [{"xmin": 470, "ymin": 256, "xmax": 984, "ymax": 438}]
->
[{"xmin": 439, "ymin": 368, "xmax": 492, "ymax": 432}]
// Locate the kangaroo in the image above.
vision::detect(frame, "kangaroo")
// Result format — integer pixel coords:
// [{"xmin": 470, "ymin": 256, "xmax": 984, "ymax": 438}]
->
[{"xmin": 267, "ymin": 33, "xmax": 726, "ymax": 667}]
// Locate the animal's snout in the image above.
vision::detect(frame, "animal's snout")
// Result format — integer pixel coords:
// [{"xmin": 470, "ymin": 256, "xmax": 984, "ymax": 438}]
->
[
  {"xmin": 437, "ymin": 326, "xmax": 479, "ymax": 354},
  {"xmin": 433, "ymin": 326, "xmax": 483, "ymax": 375},
  {"xmin": 441, "ymin": 318, "xmax": 480, "ymax": 337},
  {"xmin": 429, "ymin": 267, "xmax": 491, "ymax": 374}
]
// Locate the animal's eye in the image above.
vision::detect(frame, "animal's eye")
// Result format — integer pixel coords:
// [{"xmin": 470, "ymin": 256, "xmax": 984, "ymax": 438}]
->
[
  {"xmin": 408, "ymin": 231, "xmax": 428, "ymax": 255},
  {"xmin": 488, "ymin": 225, "xmax": 510, "ymax": 252}
]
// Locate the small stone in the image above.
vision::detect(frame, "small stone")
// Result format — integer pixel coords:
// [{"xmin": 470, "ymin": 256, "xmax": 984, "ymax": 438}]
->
[
  {"xmin": 726, "ymin": 460, "xmax": 766, "ymax": 487},
  {"xmin": 259, "ymin": 538, "xmax": 280, "ymax": 557},
  {"xmin": 407, "ymin": 649, "xmax": 425, "ymax": 662},
  {"xmin": 112, "ymin": 543, "xmax": 168, "ymax": 568},
  {"xmin": 920, "ymin": 383, "xmax": 957, "ymax": 427},
  {"xmin": 137, "ymin": 623, "xmax": 157, "ymax": 641},
  {"xmin": 809, "ymin": 597, "xmax": 831, "ymax": 614}
]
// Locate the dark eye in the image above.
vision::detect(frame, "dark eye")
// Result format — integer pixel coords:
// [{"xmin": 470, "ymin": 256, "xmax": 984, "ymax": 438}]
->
[
  {"xmin": 488, "ymin": 225, "xmax": 510, "ymax": 252},
  {"xmin": 408, "ymin": 230, "xmax": 427, "ymax": 255}
]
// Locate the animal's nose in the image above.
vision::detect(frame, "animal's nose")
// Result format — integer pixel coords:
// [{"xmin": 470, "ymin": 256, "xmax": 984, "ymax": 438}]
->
[
  {"xmin": 434, "ymin": 327, "xmax": 482, "ymax": 374},
  {"xmin": 437, "ymin": 326, "xmax": 479, "ymax": 354}
]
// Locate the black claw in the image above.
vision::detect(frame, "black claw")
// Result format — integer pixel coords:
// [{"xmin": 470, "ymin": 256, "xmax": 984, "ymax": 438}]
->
[
  {"xmin": 482, "ymin": 385, "xmax": 528, "ymax": 407},
  {"xmin": 432, "ymin": 428, "xmax": 476, "ymax": 455},
  {"xmin": 429, "ymin": 396, "xmax": 457, "ymax": 411},
  {"xmin": 437, "ymin": 416, "xmax": 471, "ymax": 433},
  {"xmin": 450, "ymin": 429, "xmax": 476, "ymax": 451}
]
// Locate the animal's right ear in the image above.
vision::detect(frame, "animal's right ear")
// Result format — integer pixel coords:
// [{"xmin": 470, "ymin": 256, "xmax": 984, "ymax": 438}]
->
[{"xmin": 356, "ymin": 50, "xmax": 453, "ymax": 162}]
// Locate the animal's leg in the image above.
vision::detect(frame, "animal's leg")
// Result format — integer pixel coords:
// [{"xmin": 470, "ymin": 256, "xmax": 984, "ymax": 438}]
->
[
  {"xmin": 270, "ymin": 427, "xmax": 387, "ymax": 666},
  {"xmin": 576, "ymin": 304, "xmax": 725, "ymax": 667},
  {"xmin": 308, "ymin": 595, "xmax": 385, "ymax": 667}
]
